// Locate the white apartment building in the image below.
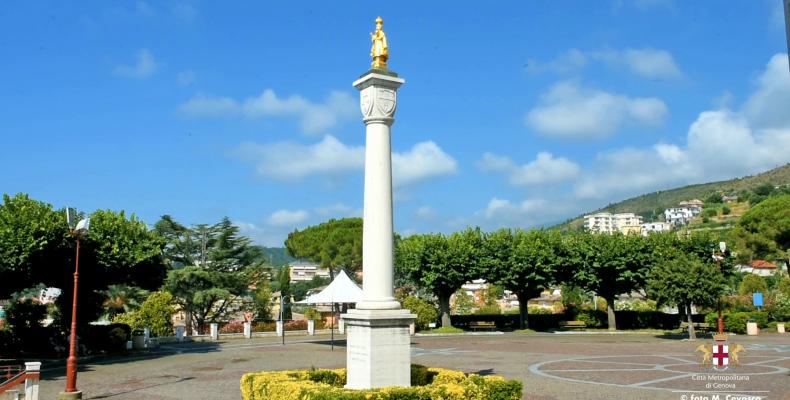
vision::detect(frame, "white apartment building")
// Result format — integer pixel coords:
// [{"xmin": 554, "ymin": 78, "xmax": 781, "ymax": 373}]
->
[
  {"xmin": 288, "ymin": 261, "xmax": 331, "ymax": 282},
  {"xmin": 584, "ymin": 212, "xmax": 643, "ymax": 234},
  {"xmin": 641, "ymin": 221, "xmax": 671, "ymax": 236}
]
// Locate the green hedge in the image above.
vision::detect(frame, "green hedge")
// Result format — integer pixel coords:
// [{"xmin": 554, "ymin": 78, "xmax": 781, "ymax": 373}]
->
[
  {"xmin": 705, "ymin": 312, "xmax": 769, "ymax": 334},
  {"xmin": 240, "ymin": 365, "xmax": 522, "ymax": 400}
]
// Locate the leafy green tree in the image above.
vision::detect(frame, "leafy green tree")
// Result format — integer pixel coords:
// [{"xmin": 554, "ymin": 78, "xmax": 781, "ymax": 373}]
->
[
  {"xmin": 163, "ymin": 266, "xmax": 246, "ymax": 334},
  {"xmin": 731, "ymin": 195, "xmax": 790, "ymax": 262},
  {"xmin": 402, "ymin": 296, "xmax": 438, "ymax": 331},
  {"xmin": 647, "ymin": 252, "xmax": 727, "ymax": 339},
  {"xmin": 284, "ymin": 218, "xmax": 362, "ymax": 279},
  {"xmin": 252, "ymin": 279, "xmax": 273, "ymax": 321},
  {"xmin": 562, "ymin": 233, "xmax": 652, "ymax": 330},
  {"xmin": 0, "ymin": 194, "xmax": 70, "ymax": 297},
  {"xmin": 739, "ymin": 274, "xmax": 768, "ymax": 295},
  {"xmin": 396, "ymin": 228, "xmax": 483, "ymax": 327},
  {"xmin": 276, "ymin": 266, "xmax": 292, "ymax": 320},
  {"xmin": 291, "ymin": 275, "xmax": 330, "ymax": 302},
  {"xmin": 485, "ymin": 229, "xmax": 563, "ymax": 329},
  {"xmin": 706, "ymin": 193, "xmax": 723, "ymax": 204},
  {"xmin": 113, "ymin": 291, "xmax": 175, "ymax": 337}
]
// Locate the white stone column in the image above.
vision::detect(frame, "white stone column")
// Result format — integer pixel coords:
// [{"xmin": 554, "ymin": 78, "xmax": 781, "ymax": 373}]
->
[
  {"xmin": 243, "ymin": 322, "xmax": 252, "ymax": 339},
  {"xmin": 353, "ymin": 71, "xmax": 403, "ymax": 311},
  {"xmin": 209, "ymin": 323, "xmax": 219, "ymax": 341},
  {"xmin": 343, "ymin": 69, "xmax": 415, "ymax": 390}
]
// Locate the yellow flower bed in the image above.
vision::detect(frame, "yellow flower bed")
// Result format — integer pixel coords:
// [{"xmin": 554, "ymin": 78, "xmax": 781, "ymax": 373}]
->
[{"xmin": 240, "ymin": 365, "xmax": 522, "ymax": 400}]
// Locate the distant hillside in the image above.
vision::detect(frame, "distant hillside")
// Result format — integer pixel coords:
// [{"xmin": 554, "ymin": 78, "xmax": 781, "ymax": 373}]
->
[
  {"xmin": 556, "ymin": 163, "xmax": 790, "ymax": 230},
  {"xmin": 262, "ymin": 247, "xmax": 296, "ymax": 267}
]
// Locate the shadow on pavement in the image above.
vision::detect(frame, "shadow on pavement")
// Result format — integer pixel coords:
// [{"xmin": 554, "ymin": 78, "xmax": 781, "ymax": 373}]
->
[{"xmin": 39, "ymin": 341, "xmax": 222, "ymax": 380}]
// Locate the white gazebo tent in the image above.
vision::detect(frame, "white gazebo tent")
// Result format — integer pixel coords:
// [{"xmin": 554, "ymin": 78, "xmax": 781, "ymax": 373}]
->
[
  {"xmin": 297, "ymin": 270, "xmax": 362, "ymax": 349},
  {"xmin": 299, "ymin": 270, "xmax": 363, "ymax": 304}
]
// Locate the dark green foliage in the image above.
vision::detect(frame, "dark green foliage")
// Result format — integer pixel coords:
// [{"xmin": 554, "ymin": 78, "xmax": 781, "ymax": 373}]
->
[
  {"xmin": 706, "ymin": 193, "xmax": 723, "ymax": 204},
  {"xmin": 5, "ymin": 299, "xmax": 52, "ymax": 355},
  {"xmin": 82, "ymin": 323, "xmax": 131, "ymax": 354},
  {"xmin": 164, "ymin": 266, "xmax": 246, "ymax": 333},
  {"xmin": 292, "ymin": 275, "xmax": 330, "ymax": 302},
  {"xmin": 307, "ymin": 368, "xmax": 346, "ymax": 386},
  {"xmin": 722, "ymin": 206, "xmax": 731, "ymax": 215},
  {"xmin": 285, "ymin": 218, "xmax": 362, "ymax": 277},
  {"xmin": 731, "ymin": 194, "xmax": 790, "ymax": 261}
]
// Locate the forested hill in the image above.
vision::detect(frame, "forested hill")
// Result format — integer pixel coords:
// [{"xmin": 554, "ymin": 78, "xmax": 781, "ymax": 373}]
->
[
  {"xmin": 262, "ymin": 247, "xmax": 295, "ymax": 267},
  {"xmin": 555, "ymin": 163, "xmax": 790, "ymax": 230}
]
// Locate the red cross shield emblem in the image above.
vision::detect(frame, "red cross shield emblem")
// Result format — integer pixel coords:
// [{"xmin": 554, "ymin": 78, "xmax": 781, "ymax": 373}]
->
[{"xmin": 712, "ymin": 344, "xmax": 729, "ymax": 366}]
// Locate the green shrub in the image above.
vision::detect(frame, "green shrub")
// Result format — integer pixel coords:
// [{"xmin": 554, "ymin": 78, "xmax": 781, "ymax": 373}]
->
[
  {"xmin": 402, "ymin": 297, "xmax": 438, "ymax": 331},
  {"xmin": 305, "ymin": 307, "xmax": 321, "ymax": 321},
  {"xmin": 240, "ymin": 365, "xmax": 522, "ymax": 400},
  {"xmin": 526, "ymin": 306, "xmax": 552, "ymax": 315},
  {"xmin": 721, "ymin": 206, "xmax": 731, "ymax": 215},
  {"xmin": 705, "ymin": 311, "xmax": 769, "ymax": 334},
  {"xmin": 425, "ymin": 326, "xmax": 464, "ymax": 334},
  {"xmin": 113, "ymin": 291, "xmax": 174, "ymax": 337},
  {"xmin": 574, "ymin": 310, "xmax": 605, "ymax": 328}
]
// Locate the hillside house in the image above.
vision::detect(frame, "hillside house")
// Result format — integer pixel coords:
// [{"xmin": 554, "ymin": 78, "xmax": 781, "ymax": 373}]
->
[
  {"xmin": 641, "ymin": 221, "xmax": 671, "ymax": 235},
  {"xmin": 289, "ymin": 261, "xmax": 331, "ymax": 283},
  {"xmin": 736, "ymin": 260, "xmax": 786, "ymax": 277},
  {"xmin": 664, "ymin": 207, "xmax": 694, "ymax": 226}
]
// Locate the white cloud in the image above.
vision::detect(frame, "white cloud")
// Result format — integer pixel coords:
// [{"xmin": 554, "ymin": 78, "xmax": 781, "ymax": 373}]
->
[
  {"xmin": 235, "ymin": 135, "xmax": 364, "ymax": 181},
  {"xmin": 478, "ymin": 151, "xmax": 580, "ymax": 186},
  {"xmin": 177, "ymin": 70, "xmax": 196, "ymax": 86},
  {"xmin": 478, "ymin": 197, "xmax": 573, "ymax": 227},
  {"xmin": 234, "ymin": 136, "xmax": 457, "ymax": 187},
  {"xmin": 234, "ymin": 220, "xmax": 287, "ymax": 247},
  {"xmin": 528, "ymin": 47, "xmax": 682, "ymax": 80},
  {"xmin": 114, "ymin": 49, "xmax": 158, "ymax": 79},
  {"xmin": 314, "ymin": 203, "xmax": 361, "ymax": 218},
  {"xmin": 392, "ymin": 141, "xmax": 458, "ymax": 187},
  {"xmin": 742, "ymin": 54, "xmax": 790, "ymax": 129},
  {"xmin": 267, "ymin": 209, "xmax": 309, "ymax": 227},
  {"xmin": 592, "ymin": 48, "xmax": 683, "ymax": 80},
  {"xmin": 179, "ymin": 89, "xmax": 356, "ymax": 134},
  {"xmin": 525, "ymin": 49, "xmax": 587, "ymax": 75},
  {"xmin": 415, "ymin": 206, "xmax": 436, "ymax": 220},
  {"xmin": 572, "ymin": 54, "xmax": 790, "ymax": 200},
  {"xmin": 525, "ymin": 81, "xmax": 668, "ymax": 138}
]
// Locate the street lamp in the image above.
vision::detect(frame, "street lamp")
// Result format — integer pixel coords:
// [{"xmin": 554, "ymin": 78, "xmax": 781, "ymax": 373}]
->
[
  {"xmin": 61, "ymin": 208, "xmax": 89, "ymax": 400},
  {"xmin": 713, "ymin": 241, "xmax": 727, "ymax": 334}
]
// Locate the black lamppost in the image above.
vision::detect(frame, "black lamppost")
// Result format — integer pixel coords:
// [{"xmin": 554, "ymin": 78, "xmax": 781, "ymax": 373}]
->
[{"xmin": 60, "ymin": 208, "xmax": 89, "ymax": 400}]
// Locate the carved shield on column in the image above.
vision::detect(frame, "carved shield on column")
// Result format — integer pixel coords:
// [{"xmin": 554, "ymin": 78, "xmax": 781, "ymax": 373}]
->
[
  {"xmin": 361, "ymin": 90, "xmax": 373, "ymax": 117},
  {"xmin": 376, "ymin": 88, "xmax": 396, "ymax": 116}
]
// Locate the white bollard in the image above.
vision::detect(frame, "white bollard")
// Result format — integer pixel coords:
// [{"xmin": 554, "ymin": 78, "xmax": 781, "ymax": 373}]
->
[
  {"xmin": 777, "ymin": 323, "xmax": 785, "ymax": 334},
  {"xmin": 243, "ymin": 322, "xmax": 252, "ymax": 339},
  {"xmin": 24, "ymin": 362, "xmax": 40, "ymax": 400},
  {"xmin": 143, "ymin": 327, "xmax": 151, "ymax": 348},
  {"xmin": 307, "ymin": 320, "xmax": 315, "ymax": 335},
  {"xmin": 210, "ymin": 323, "xmax": 219, "ymax": 341},
  {"xmin": 338, "ymin": 318, "xmax": 345, "ymax": 334},
  {"xmin": 409, "ymin": 322, "xmax": 415, "ymax": 335},
  {"xmin": 276, "ymin": 321, "xmax": 284, "ymax": 337},
  {"xmin": 175, "ymin": 326, "xmax": 185, "ymax": 342},
  {"xmin": 747, "ymin": 322, "xmax": 759, "ymax": 336}
]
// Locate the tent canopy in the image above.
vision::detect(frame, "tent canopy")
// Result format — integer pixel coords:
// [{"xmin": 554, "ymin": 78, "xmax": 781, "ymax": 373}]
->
[{"xmin": 297, "ymin": 270, "xmax": 363, "ymax": 304}]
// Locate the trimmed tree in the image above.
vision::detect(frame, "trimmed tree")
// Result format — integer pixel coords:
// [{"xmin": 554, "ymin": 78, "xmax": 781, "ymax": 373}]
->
[
  {"xmin": 485, "ymin": 229, "xmax": 562, "ymax": 329},
  {"xmin": 396, "ymin": 228, "xmax": 483, "ymax": 327},
  {"xmin": 647, "ymin": 252, "xmax": 727, "ymax": 339},
  {"xmin": 562, "ymin": 232, "xmax": 652, "ymax": 330}
]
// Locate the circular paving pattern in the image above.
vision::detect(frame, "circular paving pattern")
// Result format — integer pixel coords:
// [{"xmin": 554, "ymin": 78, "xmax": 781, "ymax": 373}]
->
[{"xmin": 529, "ymin": 353, "xmax": 790, "ymax": 394}]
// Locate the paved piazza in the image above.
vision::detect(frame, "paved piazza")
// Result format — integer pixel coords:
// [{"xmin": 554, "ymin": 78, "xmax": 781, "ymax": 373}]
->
[{"xmin": 37, "ymin": 333, "xmax": 790, "ymax": 399}]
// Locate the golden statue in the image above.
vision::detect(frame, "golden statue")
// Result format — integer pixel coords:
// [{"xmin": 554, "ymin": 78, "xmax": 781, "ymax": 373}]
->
[{"xmin": 370, "ymin": 16, "xmax": 388, "ymax": 69}]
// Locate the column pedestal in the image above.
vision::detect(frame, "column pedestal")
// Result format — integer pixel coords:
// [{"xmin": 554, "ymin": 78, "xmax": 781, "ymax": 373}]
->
[{"xmin": 342, "ymin": 309, "xmax": 415, "ymax": 389}]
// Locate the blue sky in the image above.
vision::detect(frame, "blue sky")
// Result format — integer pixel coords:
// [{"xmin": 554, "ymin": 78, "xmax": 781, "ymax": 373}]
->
[{"xmin": 2, "ymin": 1, "xmax": 789, "ymax": 246}]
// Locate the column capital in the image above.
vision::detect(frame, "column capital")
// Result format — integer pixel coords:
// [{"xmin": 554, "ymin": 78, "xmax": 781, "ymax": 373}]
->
[{"xmin": 354, "ymin": 70, "xmax": 405, "ymax": 123}]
